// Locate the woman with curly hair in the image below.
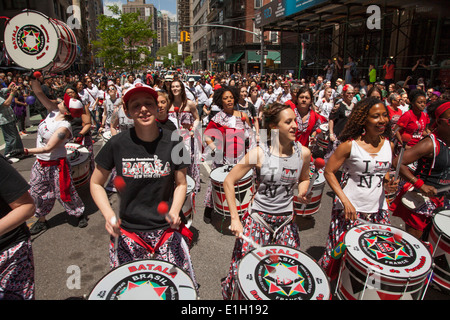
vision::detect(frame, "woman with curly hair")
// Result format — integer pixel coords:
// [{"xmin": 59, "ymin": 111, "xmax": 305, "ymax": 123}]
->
[
  {"xmin": 221, "ymin": 102, "xmax": 311, "ymax": 299},
  {"xmin": 202, "ymin": 86, "xmax": 253, "ymax": 223},
  {"xmin": 319, "ymin": 97, "xmax": 398, "ymax": 274}
]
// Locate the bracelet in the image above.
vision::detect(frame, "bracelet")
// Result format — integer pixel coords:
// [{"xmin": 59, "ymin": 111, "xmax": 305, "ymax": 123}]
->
[
  {"xmin": 413, "ymin": 179, "xmax": 424, "ymax": 189},
  {"xmin": 409, "ymin": 176, "xmax": 418, "ymax": 184}
]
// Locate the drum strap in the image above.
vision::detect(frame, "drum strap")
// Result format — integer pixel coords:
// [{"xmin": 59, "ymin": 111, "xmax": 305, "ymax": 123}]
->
[
  {"xmin": 250, "ymin": 211, "xmax": 294, "ymax": 241},
  {"xmin": 37, "ymin": 158, "xmax": 72, "ymax": 202},
  {"xmin": 119, "ymin": 224, "xmax": 193, "ymax": 255}
]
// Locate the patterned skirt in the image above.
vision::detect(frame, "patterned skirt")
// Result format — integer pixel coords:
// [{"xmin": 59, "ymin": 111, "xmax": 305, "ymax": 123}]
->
[
  {"xmin": 0, "ymin": 239, "xmax": 35, "ymax": 300},
  {"xmin": 221, "ymin": 211, "xmax": 301, "ymax": 300},
  {"xmin": 109, "ymin": 227, "xmax": 197, "ymax": 289},
  {"xmin": 29, "ymin": 160, "xmax": 85, "ymax": 218}
]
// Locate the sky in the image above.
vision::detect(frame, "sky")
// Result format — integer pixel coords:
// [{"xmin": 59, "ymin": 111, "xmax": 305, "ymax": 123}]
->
[{"xmin": 103, "ymin": 0, "xmax": 177, "ymax": 21}]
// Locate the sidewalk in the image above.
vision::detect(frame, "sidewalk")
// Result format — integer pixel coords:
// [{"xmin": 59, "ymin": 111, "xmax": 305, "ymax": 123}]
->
[{"xmin": 0, "ymin": 114, "xmax": 43, "ymax": 151}]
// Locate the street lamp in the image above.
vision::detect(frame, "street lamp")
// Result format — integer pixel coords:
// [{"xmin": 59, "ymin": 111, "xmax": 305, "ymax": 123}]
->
[{"xmin": 185, "ymin": 24, "xmax": 266, "ymax": 75}]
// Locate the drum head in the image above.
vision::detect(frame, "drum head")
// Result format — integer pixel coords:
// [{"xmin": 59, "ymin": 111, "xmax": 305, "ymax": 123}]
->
[
  {"xmin": 237, "ymin": 245, "xmax": 330, "ymax": 300},
  {"xmin": 434, "ymin": 210, "xmax": 450, "ymax": 238},
  {"xmin": 88, "ymin": 259, "xmax": 197, "ymax": 300},
  {"xmin": 210, "ymin": 164, "xmax": 251, "ymax": 183},
  {"xmin": 4, "ymin": 10, "xmax": 59, "ymax": 71},
  {"xmin": 344, "ymin": 224, "xmax": 432, "ymax": 280},
  {"xmin": 65, "ymin": 143, "xmax": 89, "ymax": 165}
]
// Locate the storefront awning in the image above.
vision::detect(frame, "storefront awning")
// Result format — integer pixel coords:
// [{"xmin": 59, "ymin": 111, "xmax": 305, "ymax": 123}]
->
[
  {"xmin": 225, "ymin": 52, "xmax": 244, "ymax": 64},
  {"xmin": 247, "ymin": 51, "xmax": 281, "ymax": 64}
]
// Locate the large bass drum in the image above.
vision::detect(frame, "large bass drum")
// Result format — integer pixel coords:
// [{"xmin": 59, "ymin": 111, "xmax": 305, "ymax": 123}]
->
[
  {"xmin": 88, "ymin": 259, "xmax": 197, "ymax": 300},
  {"xmin": 337, "ymin": 223, "xmax": 433, "ymax": 300},
  {"xmin": 4, "ymin": 10, "xmax": 77, "ymax": 72}
]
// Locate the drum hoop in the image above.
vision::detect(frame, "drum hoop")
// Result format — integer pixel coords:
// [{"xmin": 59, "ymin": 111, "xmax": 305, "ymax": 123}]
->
[
  {"xmin": 433, "ymin": 211, "xmax": 450, "ymax": 239},
  {"xmin": 237, "ymin": 244, "xmax": 330, "ymax": 300},
  {"xmin": 88, "ymin": 259, "xmax": 197, "ymax": 300}
]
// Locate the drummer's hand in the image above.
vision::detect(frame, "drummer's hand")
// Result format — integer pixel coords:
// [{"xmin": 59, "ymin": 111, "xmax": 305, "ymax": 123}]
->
[
  {"xmin": 297, "ymin": 190, "xmax": 311, "ymax": 204},
  {"xmin": 166, "ymin": 211, "xmax": 181, "ymax": 230},
  {"xmin": 106, "ymin": 215, "xmax": 121, "ymax": 238},
  {"xmin": 229, "ymin": 218, "xmax": 243, "ymax": 238},
  {"xmin": 385, "ymin": 176, "xmax": 399, "ymax": 194},
  {"xmin": 419, "ymin": 184, "xmax": 437, "ymax": 197},
  {"xmin": 343, "ymin": 201, "xmax": 357, "ymax": 221}
]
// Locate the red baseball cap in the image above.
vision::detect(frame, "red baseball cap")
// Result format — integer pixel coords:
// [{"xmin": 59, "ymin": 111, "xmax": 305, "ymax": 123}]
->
[{"xmin": 123, "ymin": 83, "xmax": 158, "ymax": 106}]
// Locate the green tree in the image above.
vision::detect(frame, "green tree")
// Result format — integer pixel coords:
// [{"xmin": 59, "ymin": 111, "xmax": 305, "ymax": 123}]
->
[
  {"xmin": 184, "ymin": 55, "xmax": 193, "ymax": 68},
  {"xmin": 93, "ymin": 4, "xmax": 157, "ymax": 72},
  {"xmin": 156, "ymin": 43, "xmax": 182, "ymax": 68}
]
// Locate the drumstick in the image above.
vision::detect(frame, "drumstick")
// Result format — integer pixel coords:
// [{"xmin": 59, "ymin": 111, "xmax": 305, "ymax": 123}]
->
[
  {"xmin": 394, "ymin": 133, "xmax": 412, "ymax": 180},
  {"xmin": 299, "ymin": 158, "xmax": 325, "ymax": 213},
  {"xmin": 157, "ymin": 201, "xmax": 176, "ymax": 228},
  {"xmin": 239, "ymin": 233, "xmax": 279, "ymax": 265}
]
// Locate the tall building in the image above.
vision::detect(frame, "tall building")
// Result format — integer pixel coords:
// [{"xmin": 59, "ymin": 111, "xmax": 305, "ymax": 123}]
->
[
  {"xmin": 122, "ymin": 0, "xmax": 159, "ymax": 56},
  {"xmin": 177, "ymin": 0, "xmax": 191, "ymax": 60},
  {"xmin": 191, "ymin": 0, "xmax": 209, "ymax": 70}
]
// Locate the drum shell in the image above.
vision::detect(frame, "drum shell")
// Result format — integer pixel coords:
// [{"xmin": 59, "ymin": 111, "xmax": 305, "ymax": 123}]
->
[
  {"xmin": 427, "ymin": 210, "xmax": 450, "ymax": 291},
  {"xmin": 338, "ymin": 223, "xmax": 433, "ymax": 300},
  {"xmin": 293, "ymin": 170, "xmax": 325, "ymax": 216},
  {"xmin": 181, "ymin": 175, "xmax": 196, "ymax": 223},
  {"xmin": 211, "ymin": 165, "xmax": 254, "ymax": 217},
  {"xmin": 66, "ymin": 143, "xmax": 90, "ymax": 188},
  {"xmin": 236, "ymin": 245, "xmax": 331, "ymax": 300},
  {"xmin": 316, "ymin": 124, "xmax": 329, "ymax": 149}
]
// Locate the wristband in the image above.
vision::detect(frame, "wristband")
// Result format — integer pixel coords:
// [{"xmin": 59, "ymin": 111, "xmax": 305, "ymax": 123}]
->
[
  {"xmin": 24, "ymin": 148, "xmax": 29, "ymax": 156},
  {"xmin": 413, "ymin": 179, "xmax": 424, "ymax": 189}
]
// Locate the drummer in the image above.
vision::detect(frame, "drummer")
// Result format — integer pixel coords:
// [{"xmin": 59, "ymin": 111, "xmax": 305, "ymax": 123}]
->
[
  {"xmin": 221, "ymin": 102, "xmax": 312, "ymax": 300},
  {"xmin": 319, "ymin": 97, "xmax": 398, "ymax": 273},
  {"xmin": 390, "ymin": 100, "xmax": 450, "ymax": 240},
  {"xmin": 90, "ymin": 83, "xmax": 197, "ymax": 287},
  {"xmin": 202, "ymin": 86, "xmax": 254, "ymax": 223},
  {"xmin": 26, "ymin": 78, "xmax": 87, "ymax": 235}
]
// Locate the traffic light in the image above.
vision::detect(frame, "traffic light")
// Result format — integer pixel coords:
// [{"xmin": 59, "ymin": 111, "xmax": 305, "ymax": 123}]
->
[{"xmin": 180, "ymin": 31, "xmax": 190, "ymax": 42}]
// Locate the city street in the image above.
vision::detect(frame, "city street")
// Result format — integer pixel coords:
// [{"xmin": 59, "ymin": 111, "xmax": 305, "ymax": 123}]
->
[{"xmin": 5, "ymin": 118, "xmax": 449, "ymax": 301}]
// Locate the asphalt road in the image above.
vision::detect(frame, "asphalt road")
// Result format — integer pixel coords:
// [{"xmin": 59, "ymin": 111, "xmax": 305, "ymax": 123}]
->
[{"xmin": 5, "ymin": 121, "xmax": 450, "ymax": 301}]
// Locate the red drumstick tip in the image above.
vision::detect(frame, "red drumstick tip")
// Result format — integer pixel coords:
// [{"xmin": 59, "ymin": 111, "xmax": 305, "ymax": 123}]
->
[
  {"xmin": 401, "ymin": 133, "xmax": 412, "ymax": 143},
  {"xmin": 241, "ymin": 116, "xmax": 246, "ymax": 122},
  {"xmin": 113, "ymin": 176, "xmax": 126, "ymax": 193},
  {"xmin": 174, "ymin": 107, "xmax": 180, "ymax": 113},
  {"xmin": 393, "ymin": 230, "xmax": 403, "ymax": 243},
  {"xmin": 314, "ymin": 157, "xmax": 326, "ymax": 169},
  {"xmin": 33, "ymin": 71, "xmax": 42, "ymax": 79},
  {"xmin": 157, "ymin": 201, "xmax": 169, "ymax": 215},
  {"xmin": 316, "ymin": 128, "xmax": 322, "ymax": 134}
]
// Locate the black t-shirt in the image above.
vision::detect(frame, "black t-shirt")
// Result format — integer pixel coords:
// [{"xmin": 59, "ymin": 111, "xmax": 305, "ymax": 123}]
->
[
  {"xmin": 0, "ymin": 155, "xmax": 31, "ymax": 252},
  {"xmin": 95, "ymin": 127, "xmax": 189, "ymax": 232},
  {"xmin": 329, "ymin": 101, "xmax": 353, "ymax": 138}
]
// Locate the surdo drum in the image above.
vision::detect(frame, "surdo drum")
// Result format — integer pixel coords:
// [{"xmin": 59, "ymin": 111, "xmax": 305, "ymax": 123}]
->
[
  {"xmin": 181, "ymin": 175, "xmax": 196, "ymax": 228},
  {"xmin": 293, "ymin": 165, "xmax": 326, "ymax": 216},
  {"xmin": 337, "ymin": 223, "xmax": 433, "ymax": 300},
  {"xmin": 211, "ymin": 165, "xmax": 254, "ymax": 216},
  {"xmin": 427, "ymin": 210, "xmax": 450, "ymax": 291},
  {"xmin": 88, "ymin": 259, "xmax": 197, "ymax": 300},
  {"xmin": 316, "ymin": 123, "xmax": 329, "ymax": 149},
  {"xmin": 236, "ymin": 245, "xmax": 331, "ymax": 300},
  {"xmin": 4, "ymin": 10, "xmax": 77, "ymax": 72},
  {"xmin": 65, "ymin": 143, "xmax": 90, "ymax": 188}
]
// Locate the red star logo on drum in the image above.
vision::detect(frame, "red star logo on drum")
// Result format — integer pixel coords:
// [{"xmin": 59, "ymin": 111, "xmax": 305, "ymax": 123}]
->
[
  {"xmin": 365, "ymin": 235, "xmax": 409, "ymax": 261},
  {"xmin": 264, "ymin": 263, "xmax": 306, "ymax": 296},
  {"xmin": 20, "ymin": 28, "xmax": 41, "ymax": 52},
  {"xmin": 118, "ymin": 281, "xmax": 168, "ymax": 300}
]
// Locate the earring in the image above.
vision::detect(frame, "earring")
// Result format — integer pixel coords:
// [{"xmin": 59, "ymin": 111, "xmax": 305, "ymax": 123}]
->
[{"xmin": 362, "ymin": 128, "xmax": 366, "ymax": 136}]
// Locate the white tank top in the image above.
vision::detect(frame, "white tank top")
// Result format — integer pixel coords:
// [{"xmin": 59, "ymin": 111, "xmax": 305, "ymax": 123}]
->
[
  {"xmin": 334, "ymin": 138, "xmax": 391, "ymax": 213},
  {"xmin": 36, "ymin": 111, "xmax": 71, "ymax": 161}
]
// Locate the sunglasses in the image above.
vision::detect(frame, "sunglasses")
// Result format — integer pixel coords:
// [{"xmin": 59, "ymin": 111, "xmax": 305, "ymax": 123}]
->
[{"xmin": 108, "ymin": 87, "xmax": 116, "ymax": 91}]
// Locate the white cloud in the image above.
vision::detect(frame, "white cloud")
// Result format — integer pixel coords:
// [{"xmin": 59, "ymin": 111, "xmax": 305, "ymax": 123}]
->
[
  {"xmin": 103, "ymin": 1, "xmax": 123, "ymax": 17},
  {"xmin": 160, "ymin": 9, "xmax": 177, "ymax": 21}
]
